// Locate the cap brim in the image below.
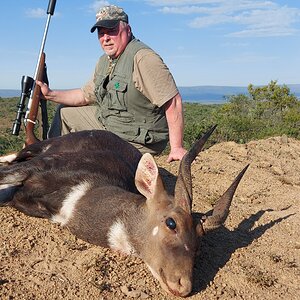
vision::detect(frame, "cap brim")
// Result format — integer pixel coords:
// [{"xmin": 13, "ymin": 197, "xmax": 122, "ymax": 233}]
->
[{"xmin": 90, "ymin": 20, "xmax": 120, "ymax": 33}]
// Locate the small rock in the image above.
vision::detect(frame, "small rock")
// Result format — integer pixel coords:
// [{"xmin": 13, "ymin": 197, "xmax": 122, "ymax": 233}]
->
[
  {"xmin": 140, "ymin": 291, "xmax": 150, "ymax": 299},
  {"xmin": 120, "ymin": 285, "xmax": 141, "ymax": 298},
  {"xmin": 281, "ymin": 135, "xmax": 288, "ymax": 144}
]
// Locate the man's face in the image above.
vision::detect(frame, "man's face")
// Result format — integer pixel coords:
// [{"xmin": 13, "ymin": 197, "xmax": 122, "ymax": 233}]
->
[{"xmin": 98, "ymin": 22, "xmax": 131, "ymax": 58}]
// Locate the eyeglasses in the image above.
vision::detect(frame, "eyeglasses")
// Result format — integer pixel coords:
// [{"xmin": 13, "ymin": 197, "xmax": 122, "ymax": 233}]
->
[{"xmin": 98, "ymin": 26, "xmax": 120, "ymax": 38}]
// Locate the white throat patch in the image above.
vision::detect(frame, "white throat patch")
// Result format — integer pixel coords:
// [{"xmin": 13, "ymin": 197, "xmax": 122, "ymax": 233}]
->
[{"xmin": 108, "ymin": 219, "xmax": 135, "ymax": 255}]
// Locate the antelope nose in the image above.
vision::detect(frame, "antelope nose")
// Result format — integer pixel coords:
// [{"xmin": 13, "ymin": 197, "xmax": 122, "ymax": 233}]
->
[{"xmin": 168, "ymin": 277, "xmax": 192, "ymax": 297}]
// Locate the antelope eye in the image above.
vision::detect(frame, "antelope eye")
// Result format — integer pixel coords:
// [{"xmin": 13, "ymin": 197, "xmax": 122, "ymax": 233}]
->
[{"xmin": 166, "ymin": 217, "xmax": 176, "ymax": 230}]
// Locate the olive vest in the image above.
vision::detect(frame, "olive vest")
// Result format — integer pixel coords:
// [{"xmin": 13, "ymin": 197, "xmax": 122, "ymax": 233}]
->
[{"xmin": 94, "ymin": 38, "xmax": 169, "ymax": 145}]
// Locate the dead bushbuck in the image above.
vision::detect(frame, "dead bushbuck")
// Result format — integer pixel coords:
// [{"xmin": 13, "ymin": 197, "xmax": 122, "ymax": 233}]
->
[{"xmin": 0, "ymin": 126, "xmax": 248, "ymax": 297}]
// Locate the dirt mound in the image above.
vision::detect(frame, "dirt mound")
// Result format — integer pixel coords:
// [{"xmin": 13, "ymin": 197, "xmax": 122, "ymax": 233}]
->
[{"xmin": 1, "ymin": 136, "xmax": 299, "ymax": 299}]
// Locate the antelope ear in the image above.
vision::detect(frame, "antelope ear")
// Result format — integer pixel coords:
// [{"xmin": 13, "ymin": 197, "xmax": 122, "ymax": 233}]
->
[{"xmin": 135, "ymin": 153, "xmax": 166, "ymax": 202}]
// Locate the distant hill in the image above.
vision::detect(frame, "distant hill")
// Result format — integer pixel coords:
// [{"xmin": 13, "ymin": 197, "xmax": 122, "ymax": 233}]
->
[
  {"xmin": 0, "ymin": 89, "xmax": 20, "ymax": 98},
  {"xmin": 1, "ymin": 84, "xmax": 300, "ymax": 104},
  {"xmin": 178, "ymin": 86, "xmax": 248, "ymax": 103},
  {"xmin": 178, "ymin": 84, "xmax": 300, "ymax": 103},
  {"xmin": 287, "ymin": 84, "xmax": 300, "ymax": 95}
]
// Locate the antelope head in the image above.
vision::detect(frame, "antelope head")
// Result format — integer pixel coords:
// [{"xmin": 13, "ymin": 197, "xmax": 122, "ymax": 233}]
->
[{"xmin": 134, "ymin": 125, "xmax": 248, "ymax": 297}]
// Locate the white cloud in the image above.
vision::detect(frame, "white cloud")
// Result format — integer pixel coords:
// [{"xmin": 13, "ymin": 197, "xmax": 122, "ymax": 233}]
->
[
  {"xmin": 25, "ymin": 8, "xmax": 46, "ymax": 18},
  {"xmin": 89, "ymin": 0, "xmax": 110, "ymax": 13},
  {"xmin": 160, "ymin": 5, "xmax": 210, "ymax": 14},
  {"xmin": 147, "ymin": 0, "xmax": 226, "ymax": 5},
  {"xmin": 25, "ymin": 8, "xmax": 61, "ymax": 19},
  {"xmin": 145, "ymin": 0, "xmax": 300, "ymax": 37},
  {"xmin": 228, "ymin": 6, "xmax": 300, "ymax": 37}
]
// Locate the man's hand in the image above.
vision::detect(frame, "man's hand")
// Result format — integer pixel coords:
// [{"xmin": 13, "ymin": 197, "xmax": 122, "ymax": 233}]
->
[
  {"xmin": 167, "ymin": 147, "xmax": 187, "ymax": 163},
  {"xmin": 35, "ymin": 80, "xmax": 51, "ymax": 99}
]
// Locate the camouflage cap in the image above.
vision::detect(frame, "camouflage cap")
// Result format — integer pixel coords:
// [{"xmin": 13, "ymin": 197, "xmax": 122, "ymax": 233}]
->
[{"xmin": 90, "ymin": 5, "xmax": 128, "ymax": 33}]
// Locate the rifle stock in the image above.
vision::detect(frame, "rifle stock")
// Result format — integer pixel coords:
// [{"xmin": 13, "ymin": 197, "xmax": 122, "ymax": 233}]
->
[{"xmin": 24, "ymin": 52, "xmax": 46, "ymax": 146}]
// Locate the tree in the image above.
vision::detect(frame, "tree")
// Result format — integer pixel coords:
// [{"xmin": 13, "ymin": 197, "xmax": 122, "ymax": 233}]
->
[
  {"xmin": 215, "ymin": 80, "xmax": 300, "ymax": 142},
  {"xmin": 248, "ymin": 80, "xmax": 298, "ymax": 120}
]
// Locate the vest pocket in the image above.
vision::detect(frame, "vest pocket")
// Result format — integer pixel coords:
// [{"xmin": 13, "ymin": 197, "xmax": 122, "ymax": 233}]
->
[
  {"xmin": 107, "ymin": 79, "xmax": 127, "ymax": 111},
  {"xmin": 95, "ymin": 75, "xmax": 108, "ymax": 105}
]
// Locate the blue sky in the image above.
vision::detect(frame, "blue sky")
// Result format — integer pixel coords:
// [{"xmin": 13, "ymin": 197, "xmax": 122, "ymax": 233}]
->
[{"xmin": 1, "ymin": 0, "xmax": 300, "ymax": 89}]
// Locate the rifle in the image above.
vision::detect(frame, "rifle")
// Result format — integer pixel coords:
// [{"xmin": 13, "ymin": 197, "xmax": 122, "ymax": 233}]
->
[{"xmin": 12, "ymin": 0, "xmax": 57, "ymax": 146}]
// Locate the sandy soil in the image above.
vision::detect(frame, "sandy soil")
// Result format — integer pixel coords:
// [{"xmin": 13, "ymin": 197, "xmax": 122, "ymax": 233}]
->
[{"xmin": 1, "ymin": 135, "xmax": 299, "ymax": 299}]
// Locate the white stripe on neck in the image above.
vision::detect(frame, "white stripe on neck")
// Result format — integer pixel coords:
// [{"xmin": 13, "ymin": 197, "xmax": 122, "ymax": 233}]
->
[{"xmin": 51, "ymin": 181, "xmax": 91, "ymax": 226}]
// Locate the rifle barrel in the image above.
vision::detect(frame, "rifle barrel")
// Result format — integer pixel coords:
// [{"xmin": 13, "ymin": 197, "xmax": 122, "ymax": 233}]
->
[
  {"xmin": 25, "ymin": 0, "xmax": 56, "ymax": 121},
  {"xmin": 47, "ymin": 0, "xmax": 57, "ymax": 15}
]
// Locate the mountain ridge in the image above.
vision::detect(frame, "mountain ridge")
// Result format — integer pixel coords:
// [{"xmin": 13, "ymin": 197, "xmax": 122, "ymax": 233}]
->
[{"xmin": 1, "ymin": 84, "xmax": 299, "ymax": 104}]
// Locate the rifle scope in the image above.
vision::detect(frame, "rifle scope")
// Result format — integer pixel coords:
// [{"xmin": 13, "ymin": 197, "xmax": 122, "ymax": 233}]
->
[{"xmin": 12, "ymin": 76, "xmax": 34, "ymax": 136}]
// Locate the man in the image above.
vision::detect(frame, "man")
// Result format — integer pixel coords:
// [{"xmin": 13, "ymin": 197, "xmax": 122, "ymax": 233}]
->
[{"xmin": 37, "ymin": 5, "xmax": 186, "ymax": 162}]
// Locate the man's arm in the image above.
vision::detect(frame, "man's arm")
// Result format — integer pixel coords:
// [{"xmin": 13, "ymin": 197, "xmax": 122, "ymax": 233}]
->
[
  {"xmin": 35, "ymin": 80, "xmax": 90, "ymax": 106},
  {"xmin": 164, "ymin": 93, "xmax": 187, "ymax": 162}
]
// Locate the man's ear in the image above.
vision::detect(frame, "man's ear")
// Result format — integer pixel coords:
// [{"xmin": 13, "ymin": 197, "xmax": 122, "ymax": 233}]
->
[{"xmin": 127, "ymin": 24, "xmax": 132, "ymax": 35}]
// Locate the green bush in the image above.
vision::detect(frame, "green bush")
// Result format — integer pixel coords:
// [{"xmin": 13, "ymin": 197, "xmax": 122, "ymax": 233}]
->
[
  {"xmin": 183, "ymin": 103, "xmax": 219, "ymax": 148},
  {"xmin": 210, "ymin": 81, "xmax": 300, "ymax": 143}
]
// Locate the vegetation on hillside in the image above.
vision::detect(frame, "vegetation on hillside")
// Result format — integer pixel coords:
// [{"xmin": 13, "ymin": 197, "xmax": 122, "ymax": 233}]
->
[
  {"xmin": 0, "ymin": 80, "xmax": 299, "ymax": 155},
  {"xmin": 0, "ymin": 97, "xmax": 56, "ymax": 154},
  {"xmin": 183, "ymin": 80, "xmax": 300, "ymax": 148}
]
